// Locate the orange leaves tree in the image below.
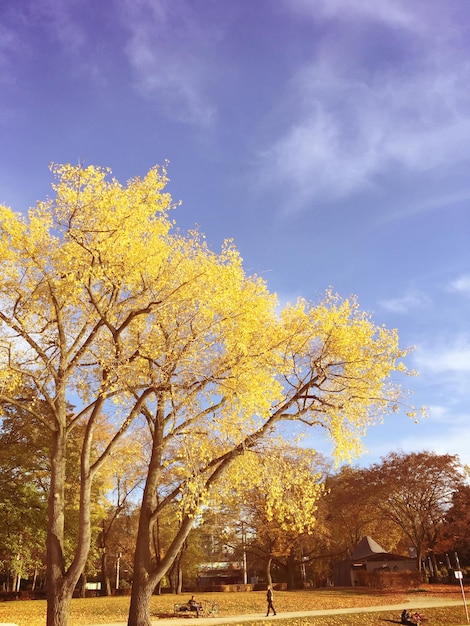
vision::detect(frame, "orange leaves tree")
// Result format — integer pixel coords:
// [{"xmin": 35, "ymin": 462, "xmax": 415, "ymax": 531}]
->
[
  {"xmin": 368, "ymin": 451, "xmax": 466, "ymax": 572},
  {"xmin": 0, "ymin": 163, "xmax": 417, "ymax": 626}
]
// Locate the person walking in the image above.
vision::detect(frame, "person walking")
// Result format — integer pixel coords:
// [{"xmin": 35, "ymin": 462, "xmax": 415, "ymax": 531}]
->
[{"xmin": 266, "ymin": 584, "xmax": 276, "ymax": 616}]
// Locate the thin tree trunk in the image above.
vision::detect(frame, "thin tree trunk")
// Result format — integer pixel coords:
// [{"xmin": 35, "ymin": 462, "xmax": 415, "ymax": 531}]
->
[
  {"xmin": 101, "ymin": 548, "xmax": 112, "ymax": 596},
  {"xmin": 430, "ymin": 551, "xmax": 439, "ymax": 581},
  {"xmin": 266, "ymin": 557, "xmax": 273, "ymax": 586},
  {"xmin": 168, "ymin": 560, "xmax": 176, "ymax": 594},
  {"xmin": 167, "ymin": 546, "xmax": 183, "ymax": 594},
  {"xmin": 176, "ymin": 557, "xmax": 183, "ymax": 595}
]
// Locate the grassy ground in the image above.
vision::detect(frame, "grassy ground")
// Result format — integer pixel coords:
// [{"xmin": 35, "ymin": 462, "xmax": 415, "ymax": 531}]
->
[
  {"xmin": 0, "ymin": 585, "xmax": 467, "ymax": 626},
  {"xmin": 226, "ymin": 606, "xmax": 470, "ymax": 626}
]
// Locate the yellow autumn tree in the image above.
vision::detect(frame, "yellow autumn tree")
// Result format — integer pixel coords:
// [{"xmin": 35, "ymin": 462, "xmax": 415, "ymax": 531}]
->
[
  {"xmin": 0, "ymin": 163, "xmax": 419, "ymax": 626},
  {"xmin": 213, "ymin": 444, "xmax": 328, "ymax": 588},
  {"xmin": 0, "ymin": 163, "xmax": 177, "ymax": 626}
]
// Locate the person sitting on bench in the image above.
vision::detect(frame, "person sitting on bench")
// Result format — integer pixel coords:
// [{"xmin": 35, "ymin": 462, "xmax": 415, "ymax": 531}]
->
[{"xmin": 185, "ymin": 595, "xmax": 202, "ymax": 617}]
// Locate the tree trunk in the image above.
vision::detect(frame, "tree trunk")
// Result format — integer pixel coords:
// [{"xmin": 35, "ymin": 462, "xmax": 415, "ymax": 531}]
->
[
  {"xmin": 128, "ymin": 574, "xmax": 155, "ymax": 626},
  {"xmin": 46, "ymin": 588, "xmax": 73, "ymax": 626},
  {"xmin": 417, "ymin": 543, "xmax": 425, "ymax": 573},
  {"xmin": 80, "ymin": 573, "xmax": 87, "ymax": 599},
  {"xmin": 46, "ymin": 426, "xmax": 70, "ymax": 626},
  {"xmin": 168, "ymin": 560, "xmax": 176, "ymax": 594},
  {"xmin": 286, "ymin": 551, "xmax": 296, "ymax": 590},
  {"xmin": 46, "ymin": 403, "xmax": 95, "ymax": 625},
  {"xmin": 266, "ymin": 557, "xmax": 273, "ymax": 586},
  {"xmin": 168, "ymin": 551, "xmax": 183, "ymax": 595},
  {"xmin": 101, "ymin": 549, "xmax": 112, "ymax": 596},
  {"xmin": 128, "ymin": 403, "xmax": 162, "ymax": 626},
  {"xmin": 430, "ymin": 551, "xmax": 439, "ymax": 581},
  {"xmin": 128, "ymin": 424, "xmax": 195, "ymax": 625},
  {"xmin": 176, "ymin": 557, "xmax": 183, "ymax": 595}
]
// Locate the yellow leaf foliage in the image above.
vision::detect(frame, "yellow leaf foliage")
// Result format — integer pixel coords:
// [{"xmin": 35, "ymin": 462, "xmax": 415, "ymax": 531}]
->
[
  {"xmin": 0, "ymin": 163, "xmax": 420, "ymax": 533},
  {"xmin": 222, "ymin": 445, "xmax": 326, "ymax": 535}
]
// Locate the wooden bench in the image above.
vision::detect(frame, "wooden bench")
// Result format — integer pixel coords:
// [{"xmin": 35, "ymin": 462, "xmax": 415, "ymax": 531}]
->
[
  {"xmin": 173, "ymin": 601, "xmax": 219, "ymax": 618},
  {"xmin": 174, "ymin": 602, "xmax": 203, "ymax": 617}
]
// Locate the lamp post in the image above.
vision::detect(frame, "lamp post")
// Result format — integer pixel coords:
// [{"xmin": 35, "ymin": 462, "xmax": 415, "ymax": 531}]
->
[
  {"xmin": 241, "ymin": 521, "xmax": 247, "ymax": 585},
  {"xmin": 115, "ymin": 552, "xmax": 122, "ymax": 592},
  {"xmin": 301, "ymin": 554, "xmax": 307, "ymax": 584}
]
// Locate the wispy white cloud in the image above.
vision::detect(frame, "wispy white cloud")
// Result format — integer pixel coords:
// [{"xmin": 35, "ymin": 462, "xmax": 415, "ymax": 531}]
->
[
  {"xmin": 258, "ymin": 64, "xmax": 470, "ymax": 210},
  {"xmin": 414, "ymin": 337, "xmax": 470, "ymax": 374},
  {"xmin": 0, "ymin": 0, "xmax": 221, "ymax": 127},
  {"xmin": 0, "ymin": 1, "xmax": 100, "ymax": 92},
  {"xmin": 120, "ymin": 0, "xmax": 219, "ymax": 126},
  {"xmin": 257, "ymin": 1, "xmax": 470, "ymax": 214},
  {"xmin": 398, "ymin": 419, "xmax": 470, "ymax": 466},
  {"xmin": 376, "ymin": 190, "xmax": 470, "ymax": 225},
  {"xmin": 0, "ymin": 24, "xmax": 18, "ymax": 85},
  {"xmin": 449, "ymin": 275, "xmax": 470, "ymax": 297},
  {"xmin": 285, "ymin": 0, "xmax": 423, "ymax": 32},
  {"xmin": 284, "ymin": 0, "xmax": 458, "ymax": 40},
  {"xmin": 35, "ymin": 0, "xmax": 87, "ymax": 51},
  {"xmin": 379, "ymin": 290, "xmax": 431, "ymax": 314},
  {"xmin": 361, "ymin": 405, "xmax": 470, "ymax": 466},
  {"xmin": 426, "ymin": 404, "xmax": 452, "ymax": 423}
]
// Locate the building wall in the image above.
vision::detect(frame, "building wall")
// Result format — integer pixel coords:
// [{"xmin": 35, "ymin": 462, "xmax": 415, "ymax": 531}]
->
[{"xmin": 334, "ymin": 558, "xmax": 417, "ymax": 587}]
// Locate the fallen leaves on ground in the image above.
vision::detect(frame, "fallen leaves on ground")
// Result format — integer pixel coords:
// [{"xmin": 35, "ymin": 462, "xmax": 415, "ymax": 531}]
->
[{"xmin": 1, "ymin": 584, "xmax": 466, "ymax": 626}]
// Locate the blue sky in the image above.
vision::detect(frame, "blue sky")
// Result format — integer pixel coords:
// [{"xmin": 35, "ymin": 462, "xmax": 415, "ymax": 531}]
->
[{"xmin": 1, "ymin": 0, "xmax": 470, "ymax": 468}]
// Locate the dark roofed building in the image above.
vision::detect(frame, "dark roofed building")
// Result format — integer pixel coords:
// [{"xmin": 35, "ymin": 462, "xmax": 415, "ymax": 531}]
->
[
  {"xmin": 197, "ymin": 561, "xmax": 244, "ymax": 588},
  {"xmin": 333, "ymin": 536, "xmax": 416, "ymax": 586}
]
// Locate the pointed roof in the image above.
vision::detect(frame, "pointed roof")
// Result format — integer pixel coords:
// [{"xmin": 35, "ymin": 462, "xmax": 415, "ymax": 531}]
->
[{"xmin": 351, "ymin": 536, "xmax": 389, "ymax": 561}]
